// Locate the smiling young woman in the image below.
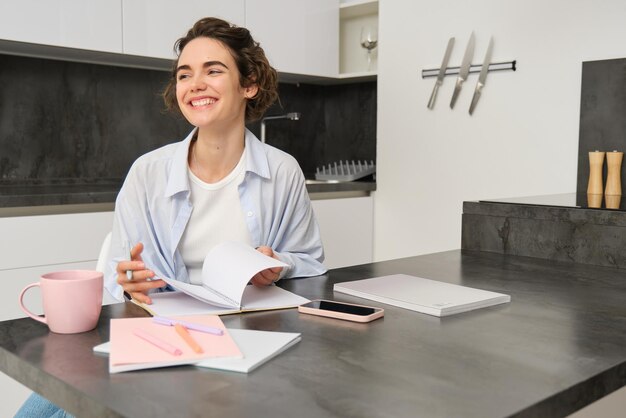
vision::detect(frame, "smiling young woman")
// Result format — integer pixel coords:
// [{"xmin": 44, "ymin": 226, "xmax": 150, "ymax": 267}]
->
[{"xmin": 105, "ymin": 16, "xmax": 327, "ymax": 302}]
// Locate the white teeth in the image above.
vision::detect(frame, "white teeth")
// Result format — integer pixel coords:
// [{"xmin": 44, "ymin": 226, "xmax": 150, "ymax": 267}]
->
[{"xmin": 191, "ymin": 98, "xmax": 216, "ymax": 107}]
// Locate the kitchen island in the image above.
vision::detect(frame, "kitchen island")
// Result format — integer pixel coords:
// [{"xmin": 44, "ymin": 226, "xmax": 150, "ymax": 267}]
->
[
  {"xmin": 0, "ymin": 249, "xmax": 624, "ymax": 418},
  {"xmin": 462, "ymin": 193, "xmax": 626, "ymax": 270}
]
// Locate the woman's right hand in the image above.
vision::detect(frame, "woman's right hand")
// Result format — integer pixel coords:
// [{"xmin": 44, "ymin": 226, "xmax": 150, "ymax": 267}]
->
[{"xmin": 115, "ymin": 242, "xmax": 166, "ymax": 304}]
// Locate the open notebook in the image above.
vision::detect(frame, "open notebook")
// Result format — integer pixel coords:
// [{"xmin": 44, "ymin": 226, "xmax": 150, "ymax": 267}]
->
[
  {"xmin": 136, "ymin": 286, "xmax": 309, "ymax": 317},
  {"xmin": 95, "ymin": 328, "xmax": 301, "ymax": 374},
  {"xmin": 334, "ymin": 274, "xmax": 510, "ymax": 317},
  {"xmin": 134, "ymin": 241, "xmax": 309, "ymax": 316}
]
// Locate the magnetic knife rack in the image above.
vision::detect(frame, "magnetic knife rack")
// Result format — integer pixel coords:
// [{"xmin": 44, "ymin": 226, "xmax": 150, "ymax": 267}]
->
[{"xmin": 421, "ymin": 60, "xmax": 516, "ymax": 78}]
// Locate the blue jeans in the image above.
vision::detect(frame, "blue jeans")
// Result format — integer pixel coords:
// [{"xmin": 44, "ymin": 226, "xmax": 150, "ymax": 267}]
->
[{"xmin": 14, "ymin": 393, "xmax": 75, "ymax": 418}]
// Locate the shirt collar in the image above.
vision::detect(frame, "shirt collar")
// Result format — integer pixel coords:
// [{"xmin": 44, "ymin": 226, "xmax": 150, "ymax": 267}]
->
[
  {"xmin": 243, "ymin": 128, "xmax": 271, "ymax": 180},
  {"xmin": 164, "ymin": 127, "xmax": 270, "ymax": 198},
  {"xmin": 164, "ymin": 128, "xmax": 196, "ymax": 198}
]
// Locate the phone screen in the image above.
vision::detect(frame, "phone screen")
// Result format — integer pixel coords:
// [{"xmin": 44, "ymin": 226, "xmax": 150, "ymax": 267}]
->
[{"xmin": 304, "ymin": 300, "xmax": 377, "ymax": 316}]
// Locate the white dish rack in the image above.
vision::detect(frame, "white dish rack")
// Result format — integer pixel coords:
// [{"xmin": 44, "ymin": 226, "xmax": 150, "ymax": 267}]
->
[{"xmin": 315, "ymin": 160, "xmax": 376, "ymax": 181}]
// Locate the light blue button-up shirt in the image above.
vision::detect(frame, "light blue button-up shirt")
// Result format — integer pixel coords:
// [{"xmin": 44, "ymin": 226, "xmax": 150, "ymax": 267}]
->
[{"xmin": 105, "ymin": 128, "xmax": 326, "ymax": 301}]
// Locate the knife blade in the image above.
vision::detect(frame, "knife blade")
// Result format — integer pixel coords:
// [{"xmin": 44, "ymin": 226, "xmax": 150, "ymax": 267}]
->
[
  {"xmin": 427, "ymin": 37, "xmax": 455, "ymax": 110},
  {"xmin": 450, "ymin": 32, "xmax": 475, "ymax": 109},
  {"xmin": 469, "ymin": 37, "xmax": 494, "ymax": 115}
]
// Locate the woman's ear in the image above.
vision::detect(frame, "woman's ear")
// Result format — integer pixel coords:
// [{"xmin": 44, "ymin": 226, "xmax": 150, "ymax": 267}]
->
[{"xmin": 244, "ymin": 84, "xmax": 259, "ymax": 99}]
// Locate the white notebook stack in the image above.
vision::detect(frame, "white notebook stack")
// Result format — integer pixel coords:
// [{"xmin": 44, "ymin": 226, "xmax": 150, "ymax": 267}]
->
[
  {"xmin": 334, "ymin": 274, "xmax": 510, "ymax": 317},
  {"xmin": 94, "ymin": 328, "xmax": 301, "ymax": 374}
]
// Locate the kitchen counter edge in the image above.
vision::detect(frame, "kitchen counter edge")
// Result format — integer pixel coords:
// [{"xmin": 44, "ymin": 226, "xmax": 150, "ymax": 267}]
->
[{"xmin": 0, "ymin": 181, "xmax": 376, "ymax": 217}]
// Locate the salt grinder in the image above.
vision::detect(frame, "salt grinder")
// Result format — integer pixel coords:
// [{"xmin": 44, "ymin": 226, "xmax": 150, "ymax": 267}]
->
[
  {"xmin": 587, "ymin": 151, "xmax": 605, "ymax": 196},
  {"xmin": 605, "ymin": 150, "xmax": 623, "ymax": 196}
]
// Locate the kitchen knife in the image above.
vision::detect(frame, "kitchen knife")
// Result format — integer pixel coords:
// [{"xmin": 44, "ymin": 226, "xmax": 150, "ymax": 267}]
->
[
  {"xmin": 469, "ymin": 37, "xmax": 494, "ymax": 115},
  {"xmin": 450, "ymin": 32, "xmax": 475, "ymax": 109},
  {"xmin": 427, "ymin": 37, "xmax": 455, "ymax": 110}
]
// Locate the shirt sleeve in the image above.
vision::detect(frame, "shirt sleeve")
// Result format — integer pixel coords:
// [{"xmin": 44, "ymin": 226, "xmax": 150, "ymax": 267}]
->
[
  {"xmin": 270, "ymin": 162, "xmax": 328, "ymax": 279},
  {"xmin": 104, "ymin": 162, "xmax": 172, "ymax": 300},
  {"xmin": 104, "ymin": 171, "xmax": 137, "ymax": 301}
]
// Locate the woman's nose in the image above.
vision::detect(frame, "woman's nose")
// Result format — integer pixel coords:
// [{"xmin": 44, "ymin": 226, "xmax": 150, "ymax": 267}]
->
[{"xmin": 190, "ymin": 75, "xmax": 206, "ymax": 91}]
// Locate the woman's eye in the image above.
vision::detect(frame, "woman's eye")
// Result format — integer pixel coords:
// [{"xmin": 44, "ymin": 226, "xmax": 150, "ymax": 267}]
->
[
  {"xmin": 208, "ymin": 69, "xmax": 222, "ymax": 75},
  {"xmin": 177, "ymin": 74, "xmax": 190, "ymax": 81}
]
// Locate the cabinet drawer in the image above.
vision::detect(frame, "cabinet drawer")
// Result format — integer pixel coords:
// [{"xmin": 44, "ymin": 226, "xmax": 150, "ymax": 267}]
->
[
  {"xmin": 1, "ymin": 212, "xmax": 113, "ymax": 270},
  {"xmin": 312, "ymin": 196, "xmax": 373, "ymax": 269}
]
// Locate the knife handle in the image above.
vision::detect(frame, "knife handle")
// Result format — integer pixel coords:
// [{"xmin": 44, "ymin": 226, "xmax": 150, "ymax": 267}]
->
[
  {"xmin": 450, "ymin": 78, "xmax": 464, "ymax": 109},
  {"xmin": 427, "ymin": 80, "xmax": 441, "ymax": 109},
  {"xmin": 469, "ymin": 83, "xmax": 483, "ymax": 115}
]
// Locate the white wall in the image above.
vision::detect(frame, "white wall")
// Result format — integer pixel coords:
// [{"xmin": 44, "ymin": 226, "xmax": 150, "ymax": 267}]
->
[{"xmin": 375, "ymin": 0, "xmax": 626, "ymax": 260}]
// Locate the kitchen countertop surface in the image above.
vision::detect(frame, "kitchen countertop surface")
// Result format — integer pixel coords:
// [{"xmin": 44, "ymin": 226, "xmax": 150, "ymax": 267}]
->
[
  {"xmin": 480, "ymin": 192, "xmax": 626, "ymax": 211},
  {"xmin": 0, "ymin": 249, "xmax": 624, "ymax": 418},
  {"xmin": 0, "ymin": 178, "xmax": 376, "ymax": 213}
]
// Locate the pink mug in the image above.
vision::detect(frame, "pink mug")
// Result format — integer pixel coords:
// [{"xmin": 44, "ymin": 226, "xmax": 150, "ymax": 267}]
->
[{"xmin": 19, "ymin": 270, "xmax": 103, "ymax": 334}]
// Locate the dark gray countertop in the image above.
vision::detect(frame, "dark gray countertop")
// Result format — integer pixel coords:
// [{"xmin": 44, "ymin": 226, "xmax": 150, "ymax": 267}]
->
[
  {"xmin": 480, "ymin": 192, "xmax": 626, "ymax": 211},
  {"xmin": 0, "ymin": 181, "xmax": 122, "ymax": 207},
  {"xmin": 468, "ymin": 195, "xmax": 626, "ymax": 227},
  {"xmin": 0, "ymin": 179, "xmax": 376, "ymax": 209},
  {"xmin": 1, "ymin": 250, "xmax": 624, "ymax": 418}
]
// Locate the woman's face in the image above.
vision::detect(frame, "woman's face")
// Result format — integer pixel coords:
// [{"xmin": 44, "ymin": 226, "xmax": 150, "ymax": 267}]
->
[{"xmin": 175, "ymin": 37, "xmax": 256, "ymax": 130}]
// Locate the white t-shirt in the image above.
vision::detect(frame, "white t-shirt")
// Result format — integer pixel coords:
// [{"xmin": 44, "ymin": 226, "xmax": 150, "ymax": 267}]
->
[{"xmin": 180, "ymin": 150, "xmax": 252, "ymax": 284}]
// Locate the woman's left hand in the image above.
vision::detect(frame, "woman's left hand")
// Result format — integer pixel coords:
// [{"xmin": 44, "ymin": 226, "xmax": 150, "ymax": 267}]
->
[{"xmin": 251, "ymin": 246, "xmax": 283, "ymax": 286}]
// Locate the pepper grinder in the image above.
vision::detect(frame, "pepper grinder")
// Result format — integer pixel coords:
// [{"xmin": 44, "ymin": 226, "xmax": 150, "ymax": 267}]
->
[
  {"xmin": 605, "ymin": 150, "xmax": 623, "ymax": 196},
  {"xmin": 587, "ymin": 193, "xmax": 602, "ymax": 208},
  {"xmin": 605, "ymin": 194, "xmax": 621, "ymax": 209},
  {"xmin": 587, "ymin": 151, "xmax": 605, "ymax": 195}
]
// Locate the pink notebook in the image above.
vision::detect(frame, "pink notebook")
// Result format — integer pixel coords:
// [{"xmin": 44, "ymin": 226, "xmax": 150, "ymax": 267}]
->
[{"xmin": 109, "ymin": 315, "xmax": 242, "ymax": 373}]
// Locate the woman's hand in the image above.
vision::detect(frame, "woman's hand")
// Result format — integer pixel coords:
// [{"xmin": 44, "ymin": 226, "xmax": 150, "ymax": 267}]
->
[
  {"xmin": 116, "ymin": 242, "xmax": 165, "ymax": 304},
  {"xmin": 251, "ymin": 246, "xmax": 283, "ymax": 286}
]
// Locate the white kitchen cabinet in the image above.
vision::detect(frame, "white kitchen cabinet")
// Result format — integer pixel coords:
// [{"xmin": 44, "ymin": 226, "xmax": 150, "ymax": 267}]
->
[
  {"xmin": 312, "ymin": 196, "xmax": 373, "ymax": 269},
  {"xmin": 245, "ymin": 0, "xmax": 339, "ymax": 77},
  {"xmin": 1, "ymin": 371, "xmax": 29, "ymax": 418},
  {"xmin": 0, "ymin": 211, "xmax": 113, "ymax": 418},
  {"xmin": 122, "ymin": 0, "xmax": 245, "ymax": 59},
  {"xmin": 0, "ymin": 0, "xmax": 365, "ymax": 83},
  {"xmin": 339, "ymin": 0, "xmax": 378, "ymax": 77},
  {"xmin": 0, "ymin": 0, "xmax": 123, "ymax": 53},
  {"xmin": 0, "ymin": 211, "xmax": 113, "ymax": 318},
  {"xmin": 1, "ymin": 212, "xmax": 113, "ymax": 272}
]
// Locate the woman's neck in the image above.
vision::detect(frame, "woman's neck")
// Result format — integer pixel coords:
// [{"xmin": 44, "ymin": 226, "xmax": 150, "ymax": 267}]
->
[{"xmin": 190, "ymin": 124, "xmax": 246, "ymax": 184}]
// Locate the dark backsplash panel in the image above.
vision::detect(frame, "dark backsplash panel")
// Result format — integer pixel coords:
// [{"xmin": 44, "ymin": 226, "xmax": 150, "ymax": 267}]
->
[
  {"xmin": 248, "ymin": 82, "xmax": 377, "ymax": 177},
  {"xmin": 577, "ymin": 58, "xmax": 626, "ymax": 195},
  {"xmin": 0, "ymin": 53, "xmax": 376, "ymax": 185},
  {"xmin": 0, "ymin": 54, "xmax": 191, "ymax": 184}
]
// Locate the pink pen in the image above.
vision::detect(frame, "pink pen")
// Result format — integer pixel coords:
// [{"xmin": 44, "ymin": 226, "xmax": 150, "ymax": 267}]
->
[
  {"xmin": 133, "ymin": 329, "xmax": 182, "ymax": 356},
  {"xmin": 152, "ymin": 316, "xmax": 224, "ymax": 336}
]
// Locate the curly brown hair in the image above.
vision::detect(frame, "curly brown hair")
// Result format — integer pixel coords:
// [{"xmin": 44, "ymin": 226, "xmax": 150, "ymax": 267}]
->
[{"xmin": 162, "ymin": 17, "xmax": 278, "ymax": 122}]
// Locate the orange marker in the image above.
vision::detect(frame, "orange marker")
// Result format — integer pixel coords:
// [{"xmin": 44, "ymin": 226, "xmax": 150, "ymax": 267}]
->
[{"xmin": 174, "ymin": 323, "xmax": 203, "ymax": 354}]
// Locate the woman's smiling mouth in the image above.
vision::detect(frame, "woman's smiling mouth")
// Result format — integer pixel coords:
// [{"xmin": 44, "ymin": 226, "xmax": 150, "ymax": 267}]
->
[{"xmin": 190, "ymin": 97, "xmax": 216, "ymax": 107}]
